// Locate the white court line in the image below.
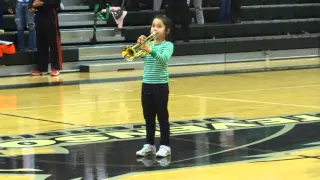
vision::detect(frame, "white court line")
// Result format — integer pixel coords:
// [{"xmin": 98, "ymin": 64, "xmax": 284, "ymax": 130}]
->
[
  {"xmin": 112, "ymin": 89, "xmax": 133, "ymax": 92},
  {"xmin": 188, "ymin": 84, "xmax": 320, "ymax": 96},
  {"xmin": 171, "ymin": 124, "xmax": 295, "ymax": 163},
  {"xmin": 2, "ymin": 84, "xmax": 319, "ymax": 110},
  {"xmin": 185, "ymin": 95, "xmax": 320, "ymax": 109},
  {"xmin": 2, "ymin": 99, "xmax": 142, "ymax": 110}
]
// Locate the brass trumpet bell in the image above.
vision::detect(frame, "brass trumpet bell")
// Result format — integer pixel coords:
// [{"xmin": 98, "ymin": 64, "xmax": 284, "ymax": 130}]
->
[{"xmin": 122, "ymin": 32, "xmax": 156, "ymax": 61}]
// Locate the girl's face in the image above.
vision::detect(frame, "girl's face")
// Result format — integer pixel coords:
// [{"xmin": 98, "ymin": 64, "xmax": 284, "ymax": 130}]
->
[{"xmin": 151, "ymin": 18, "xmax": 168, "ymax": 41}]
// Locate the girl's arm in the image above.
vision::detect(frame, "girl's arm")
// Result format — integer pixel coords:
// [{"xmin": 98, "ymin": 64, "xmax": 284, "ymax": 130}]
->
[{"xmin": 149, "ymin": 43, "xmax": 174, "ymax": 65}]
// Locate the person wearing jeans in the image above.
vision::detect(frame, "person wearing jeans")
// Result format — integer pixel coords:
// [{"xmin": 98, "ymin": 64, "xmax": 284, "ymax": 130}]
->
[
  {"xmin": 153, "ymin": 0, "xmax": 163, "ymax": 11},
  {"xmin": 219, "ymin": 0, "xmax": 231, "ymax": 23},
  {"xmin": 7, "ymin": 0, "xmax": 36, "ymax": 51},
  {"xmin": 187, "ymin": 0, "xmax": 204, "ymax": 24},
  {"xmin": 220, "ymin": 0, "xmax": 241, "ymax": 23}
]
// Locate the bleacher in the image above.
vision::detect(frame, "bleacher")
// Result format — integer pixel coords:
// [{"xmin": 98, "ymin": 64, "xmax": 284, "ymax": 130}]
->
[{"xmin": 0, "ymin": 0, "xmax": 319, "ymax": 76}]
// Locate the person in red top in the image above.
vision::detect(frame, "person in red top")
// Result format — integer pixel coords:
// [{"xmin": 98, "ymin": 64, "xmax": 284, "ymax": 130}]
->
[{"xmin": 30, "ymin": 0, "xmax": 62, "ymax": 76}]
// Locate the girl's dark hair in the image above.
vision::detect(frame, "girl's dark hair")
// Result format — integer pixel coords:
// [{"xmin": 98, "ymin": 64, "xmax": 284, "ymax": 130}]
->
[{"xmin": 152, "ymin": 14, "xmax": 173, "ymax": 37}]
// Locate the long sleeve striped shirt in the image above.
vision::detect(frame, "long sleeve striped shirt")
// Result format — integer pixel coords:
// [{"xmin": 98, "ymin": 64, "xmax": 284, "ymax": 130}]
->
[{"xmin": 142, "ymin": 41, "xmax": 174, "ymax": 84}]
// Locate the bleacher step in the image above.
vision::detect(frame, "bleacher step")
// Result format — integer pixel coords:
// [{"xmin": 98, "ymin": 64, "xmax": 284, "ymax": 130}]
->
[
  {"xmin": 79, "ymin": 47, "xmax": 320, "ymax": 73},
  {"xmin": 62, "ymin": 5, "xmax": 89, "ymax": 11},
  {"xmin": 78, "ymin": 44, "xmax": 129, "ymax": 60},
  {"xmin": 79, "ymin": 54, "xmax": 226, "ymax": 72},
  {"xmin": 61, "ymin": 28, "xmax": 123, "ymax": 44}
]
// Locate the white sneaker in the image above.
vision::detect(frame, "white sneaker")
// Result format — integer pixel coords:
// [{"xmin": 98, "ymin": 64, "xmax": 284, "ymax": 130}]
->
[
  {"xmin": 156, "ymin": 145, "xmax": 171, "ymax": 157},
  {"xmin": 136, "ymin": 144, "xmax": 156, "ymax": 157}
]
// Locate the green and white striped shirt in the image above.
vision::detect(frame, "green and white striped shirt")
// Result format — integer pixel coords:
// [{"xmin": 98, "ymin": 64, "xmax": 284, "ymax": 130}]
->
[{"xmin": 142, "ymin": 41, "xmax": 174, "ymax": 84}]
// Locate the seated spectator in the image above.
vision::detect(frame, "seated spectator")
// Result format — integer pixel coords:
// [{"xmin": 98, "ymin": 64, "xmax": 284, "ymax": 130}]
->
[
  {"xmin": 91, "ymin": 3, "xmax": 127, "ymax": 43},
  {"xmin": 101, "ymin": 6, "xmax": 127, "ymax": 28},
  {"xmin": 7, "ymin": 0, "xmax": 36, "ymax": 51}
]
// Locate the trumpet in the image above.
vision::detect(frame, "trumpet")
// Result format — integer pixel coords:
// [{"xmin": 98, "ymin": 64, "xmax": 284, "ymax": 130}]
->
[{"xmin": 122, "ymin": 32, "xmax": 156, "ymax": 61}]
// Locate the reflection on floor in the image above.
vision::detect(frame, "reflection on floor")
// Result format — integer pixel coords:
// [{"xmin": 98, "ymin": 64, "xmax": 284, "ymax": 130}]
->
[
  {"xmin": 0, "ymin": 113, "xmax": 319, "ymax": 180},
  {"xmin": 0, "ymin": 68, "xmax": 319, "ymax": 180}
]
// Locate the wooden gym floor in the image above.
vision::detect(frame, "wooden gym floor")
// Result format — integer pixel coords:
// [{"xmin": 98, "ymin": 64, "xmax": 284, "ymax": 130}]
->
[{"xmin": 0, "ymin": 60, "xmax": 319, "ymax": 180}]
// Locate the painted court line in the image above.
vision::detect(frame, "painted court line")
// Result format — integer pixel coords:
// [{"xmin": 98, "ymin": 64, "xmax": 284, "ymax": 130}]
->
[
  {"xmin": 112, "ymin": 89, "xmax": 133, "ymax": 92},
  {"xmin": 185, "ymin": 95, "xmax": 320, "ymax": 109},
  {"xmin": 190, "ymin": 84, "xmax": 320, "ymax": 96},
  {"xmin": 2, "ymin": 84, "xmax": 319, "ymax": 110},
  {"xmin": 3, "ymin": 99, "xmax": 142, "ymax": 110},
  {"xmin": 172, "ymin": 124, "xmax": 295, "ymax": 163}
]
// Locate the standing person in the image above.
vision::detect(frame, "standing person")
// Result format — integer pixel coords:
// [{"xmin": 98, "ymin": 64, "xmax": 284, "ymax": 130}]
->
[
  {"xmin": 7, "ymin": 0, "xmax": 37, "ymax": 51},
  {"xmin": 219, "ymin": 0, "xmax": 231, "ymax": 23},
  {"xmin": 0, "ymin": 0, "xmax": 4, "ymax": 33},
  {"xmin": 187, "ymin": 0, "xmax": 204, "ymax": 24},
  {"xmin": 153, "ymin": 0, "xmax": 162, "ymax": 11},
  {"xmin": 135, "ymin": 15, "xmax": 174, "ymax": 157},
  {"xmin": 30, "ymin": 0, "xmax": 62, "ymax": 76},
  {"xmin": 165, "ymin": 0, "xmax": 190, "ymax": 42},
  {"xmin": 230, "ymin": 0, "xmax": 241, "ymax": 23}
]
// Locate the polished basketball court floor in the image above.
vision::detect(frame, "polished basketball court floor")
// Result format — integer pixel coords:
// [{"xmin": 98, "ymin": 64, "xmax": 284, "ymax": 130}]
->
[{"xmin": 0, "ymin": 63, "xmax": 319, "ymax": 179}]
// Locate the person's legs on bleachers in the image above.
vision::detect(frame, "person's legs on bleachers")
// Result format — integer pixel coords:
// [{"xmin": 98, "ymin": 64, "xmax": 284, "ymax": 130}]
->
[
  {"xmin": 109, "ymin": 6, "xmax": 127, "ymax": 28},
  {"xmin": 230, "ymin": 0, "xmax": 241, "ymax": 23},
  {"xmin": 219, "ymin": 0, "xmax": 226, "ymax": 22},
  {"xmin": 182, "ymin": 0, "xmax": 191, "ymax": 41},
  {"xmin": 15, "ymin": 2, "xmax": 26, "ymax": 51},
  {"xmin": 0, "ymin": 0, "xmax": 5, "ymax": 33},
  {"xmin": 153, "ymin": 0, "xmax": 163, "ymax": 11},
  {"xmin": 193, "ymin": 0, "xmax": 204, "ymax": 24},
  {"xmin": 165, "ymin": 3, "xmax": 175, "ymax": 42},
  {"xmin": 219, "ymin": 0, "xmax": 231, "ymax": 23},
  {"xmin": 125, "ymin": 0, "xmax": 139, "ymax": 11},
  {"xmin": 26, "ymin": 4, "xmax": 36, "ymax": 51},
  {"xmin": 165, "ymin": 0, "xmax": 190, "ymax": 42},
  {"xmin": 226, "ymin": 0, "xmax": 231, "ymax": 21}
]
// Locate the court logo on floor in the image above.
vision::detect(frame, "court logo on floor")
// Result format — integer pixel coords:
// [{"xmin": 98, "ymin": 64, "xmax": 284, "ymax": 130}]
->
[{"xmin": 0, "ymin": 113, "xmax": 319, "ymax": 157}]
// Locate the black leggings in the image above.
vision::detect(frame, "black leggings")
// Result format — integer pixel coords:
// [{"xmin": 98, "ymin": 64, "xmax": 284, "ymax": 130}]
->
[{"xmin": 141, "ymin": 83, "xmax": 170, "ymax": 146}]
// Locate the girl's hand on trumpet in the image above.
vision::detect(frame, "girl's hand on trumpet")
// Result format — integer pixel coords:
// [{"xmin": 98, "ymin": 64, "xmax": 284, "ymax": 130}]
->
[
  {"xmin": 140, "ymin": 43, "xmax": 152, "ymax": 53},
  {"xmin": 137, "ymin": 35, "xmax": 152, "ymax": 53},
  {"xmin": 137, "ymin": 35, "xmax": 147, "ymax": 44}
]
